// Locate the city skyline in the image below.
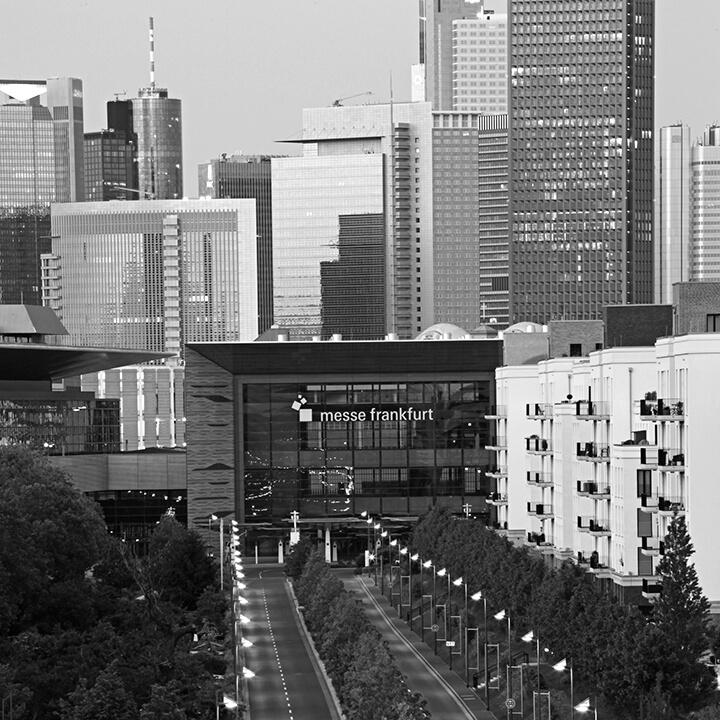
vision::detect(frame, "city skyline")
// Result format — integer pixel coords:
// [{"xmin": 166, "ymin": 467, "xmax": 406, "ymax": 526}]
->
[{"xmin": 4, "ymin": 0, "xmax": 720, "ymax": 194}]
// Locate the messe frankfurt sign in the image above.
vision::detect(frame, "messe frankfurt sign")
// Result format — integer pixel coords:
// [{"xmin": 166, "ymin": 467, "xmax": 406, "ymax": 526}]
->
[{"xmin": 291, "ymin": 396, "xmax": 434, "ymax": 423}]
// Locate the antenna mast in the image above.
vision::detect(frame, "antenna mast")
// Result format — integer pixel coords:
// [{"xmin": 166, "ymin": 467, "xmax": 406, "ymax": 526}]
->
[{"xmin": 149, "ymin": 17, "xmax": 156, "ymax": 91}]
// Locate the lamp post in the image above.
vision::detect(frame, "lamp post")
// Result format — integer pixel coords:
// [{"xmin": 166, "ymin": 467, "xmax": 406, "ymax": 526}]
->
[
  {"xmin": 210, "ymin": 514, "xmax": 225, "ymax": 590},
  {"xmin": 470, "ymin": 590, "xmax": 490, "ymax": 709},
  {"xmin": 522, "ymin": 629, "xmax": 542, "ymax": 718},
  {"xmin": 553, "ymin": 659, "xmax": 574, "ymax": 720},
  {"xmin": 574, "ymin": 696, "xmax": 597, "ymax": 720},
  {"xmin": 495, "ymin": 609, "xmax": 512, "ymax": 720},
  {"xmin": 380, "ymin": 530, "xmax": 388, "ymax": 596},
  {"xmin": 454, "ymin": 577, "xmax": 470, "ymax": 687},
  {"xmin": 409, "ymin": 552, "xmax": 419, "ymax": 631},
  {"xmin": 437, "ymin": 567, "xmax": 451, "ymax": 666},
  {"xmin": 399, "ymin": 545, "xmax": 409, "ymax": 618},
  {"xmin": 422, "ymin": 559, "xmax": 433, "ymax": 645}
]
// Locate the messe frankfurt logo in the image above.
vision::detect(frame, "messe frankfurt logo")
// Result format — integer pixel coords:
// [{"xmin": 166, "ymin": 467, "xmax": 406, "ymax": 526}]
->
[{"xmin": 291, "ymin": 395, "xmax": 313, "ymax": 422}]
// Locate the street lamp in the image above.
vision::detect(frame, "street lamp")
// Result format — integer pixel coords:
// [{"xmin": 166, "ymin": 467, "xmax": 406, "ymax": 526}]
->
[
  {"xmin": 522, "ymin": 629, "xmax": 542, "ymax": 713},
  {"xmin": 553, "ymin": 659, "xmax": 574, "ymax": 720},
  {"xmin": 494, "ymin": 609, "xmax": 512, "ymax": 720},
  {"xmin": 470, "ymin": 590, "xmax": 490, "ymax": 710},
  {"xmin": 574, "ymin": 697, "xmax": 597, "ymax": 720}
]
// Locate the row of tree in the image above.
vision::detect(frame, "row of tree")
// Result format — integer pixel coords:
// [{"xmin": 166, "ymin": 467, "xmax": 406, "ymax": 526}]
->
[
  {"xmin": 0, "ymin": 447, "xmax": 226, "ymax": 719},
  {"xmin": 289, "ymin": 540, "xmax": 430, "ymax": 720},
  {"xmin": 407, "ymin": 505, "xmax": 719, "ymax": 720}
]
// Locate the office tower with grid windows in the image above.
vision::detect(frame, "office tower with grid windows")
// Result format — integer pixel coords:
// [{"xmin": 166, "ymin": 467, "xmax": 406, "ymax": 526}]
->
[
  {"xmin": 198, "ymin": 154, "xmax": 276, "ymax": 333},
  {"xmin": 273, "ymin": 102, "xmax": 435, "ymax": 340},
  {"xmin": 414, "ymin": 1, "xmax": 507, "ymax": 113},
  {"xmin": 43, "ymin": 200, "xmax": 258, "ymax": 449},
  {"xmin": 509, "ymin": 0, "xmax": 655, "ymax": 323},
  {"xmin": 433, "ymin": 112, "xmax": 509, "ymax": 329},
  {"xmin": 656, "ymin": 124, "xmax": 691, "ymax": 304},
  {"xmin": 690, "ymin": 127, "xmax": 720, "ymax": 283},
  {"xmin": 84, "ymin": 129, "xmax": 138, "ymax": 201}
]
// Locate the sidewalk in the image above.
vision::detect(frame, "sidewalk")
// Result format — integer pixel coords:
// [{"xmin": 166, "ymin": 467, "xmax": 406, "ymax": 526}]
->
[{"xmin": 344, "ymin": 575, "xmax": 498, "ymax": 720}]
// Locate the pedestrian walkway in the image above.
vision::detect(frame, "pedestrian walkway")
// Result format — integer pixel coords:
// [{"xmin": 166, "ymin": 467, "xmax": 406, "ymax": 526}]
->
[{"xmin": 343, "ymin": 575, "xmax": 498, "ymax": 720}]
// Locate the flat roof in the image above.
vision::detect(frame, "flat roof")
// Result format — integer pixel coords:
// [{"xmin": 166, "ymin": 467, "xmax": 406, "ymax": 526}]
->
[
  {"xmin": 0, "ymin": 344, "xmax": 171, "ymax": 381},
  {"xmin": 187, "ymin": 339, "xmax": 502, "ymax": 376}
]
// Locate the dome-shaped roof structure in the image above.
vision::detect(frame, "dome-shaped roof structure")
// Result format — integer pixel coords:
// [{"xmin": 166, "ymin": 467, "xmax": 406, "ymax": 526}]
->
[
  {"xmin": 470, "ymin": 324, "xmax": 500, "ymax": 338},
  {"xmin": 504, "ymin": 321, "xmax": 546, "ymax": 334},
  {"xmin": 415, "ymin": 323, "xmax": 469, "ymax": 340}
]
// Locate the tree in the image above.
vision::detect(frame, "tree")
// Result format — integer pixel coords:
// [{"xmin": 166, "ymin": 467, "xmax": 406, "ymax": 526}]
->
[
  {"xmin": 285, "ymin": 536, "xmax": 314, "ymax": 580},
  {"xmin": 0, "ymin": 447, "xmax": 107, "ymax": 634},
  {"xmin": 140, "ymin": 682, "xmax": 188, "ymax": 719},
  {"xmin": 60, "ymin": 661, "xmax": 137, "ymax": 720},
  {"xmin": 649, "ymin": 514, "xmax": 716, "ymax": 715}
]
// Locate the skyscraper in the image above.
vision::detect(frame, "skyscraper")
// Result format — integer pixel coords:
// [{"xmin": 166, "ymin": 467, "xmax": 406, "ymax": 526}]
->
[
  {"xmin": 84, "ymin": 129, "xmax": 137, "ymax": 201},
  {"xmin": 656, "ymin": 124, "xmax": 691, "ymax": 304},
  {"xmin": 509, "ymin": 0, "xmax": 655, "ymax": 323},
  {"xmin": 691, "ymin": 127, "xmax": 720, "ymax": 283},
  {"xmin": 130, "ymin": 19, "xmax": 183, "ymax": 200},
  {"xmin": 272, "ymin": 102, "xmax": 435, "ymax": 339},
  {"xmin": 0, "ymin": 78, "xmax": 85, "ymax": 303},
  {"xmin": 415, "ymin": 2, "xmax": 507, "ymax": 113},
  {"xmin": 198, "ymin": 154, "xmax": 275, "ymax": 333}
]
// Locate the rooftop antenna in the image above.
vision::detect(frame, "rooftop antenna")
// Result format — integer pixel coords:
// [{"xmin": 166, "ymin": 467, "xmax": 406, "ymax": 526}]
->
[{"xmin": 149, "ymin": 17, "xmax": 156, "ymax": 91}]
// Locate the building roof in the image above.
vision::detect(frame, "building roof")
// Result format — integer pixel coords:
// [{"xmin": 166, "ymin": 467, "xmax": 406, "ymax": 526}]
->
[
  {"xmin": 0, "ymin": 344, "xmax": 171, "ymax": 381},
  {"xmin": 0, "ymin": 305, "xmax": 68, "ymax": 336}
]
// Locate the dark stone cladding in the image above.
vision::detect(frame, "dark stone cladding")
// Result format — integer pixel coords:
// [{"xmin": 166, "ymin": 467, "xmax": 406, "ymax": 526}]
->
[
  {"xmin": 186, "ymin": 338, "xmax": 503, "ymax": 378},
  {"xmin": 185, "ymin": 348, "xmax": 236, "ymax": 542}
]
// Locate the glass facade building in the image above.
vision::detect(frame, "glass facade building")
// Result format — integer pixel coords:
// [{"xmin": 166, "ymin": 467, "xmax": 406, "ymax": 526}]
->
[
  {"xmin": 84, "ymin": 129, "xmax": 137, "ymax": 201},
  {"xmin": 691, "ymin": 128, "xmax": 720, "ymax": 283},
  {"xmin": 509, "ymin": 0, "xmax": 655, "ymax": 323},
  {"xmin": 198, "ymin": 155, "xmax": 276, "ymax": 333},
  {"xmin": 132, "ymin": 90, "xmax": 182, "ymax": 200},
  {"xmin": 272, "ymin": 154, "xmax": 386, "ymax": 338}
]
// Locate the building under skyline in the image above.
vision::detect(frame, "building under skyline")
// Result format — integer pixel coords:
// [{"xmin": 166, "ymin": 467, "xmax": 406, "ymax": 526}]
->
[
  {"xmin": 509, "ymin": 0, "xmax": 655, "ymax": 323},
  {"xmin": 691, "ymin": 126, "xmax": 720, "ymax": 284},
  {"xmin": 84, "ymin": 128, "xmax": 137, "ymax": 201},
  {"xmin": 198, "ymin": 154, "xmax": 276, "ymax": 334}
]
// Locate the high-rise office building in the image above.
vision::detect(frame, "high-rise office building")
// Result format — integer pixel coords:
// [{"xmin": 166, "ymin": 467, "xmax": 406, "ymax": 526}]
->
[
  {"xmin": 43, "ymin": 199, "xmax": 259, "ymax": 449},
  {"xmin": 198, "ymin": 155, "xmax": 276, "ymax": 333},
  {"xmin": 0, "ymin": 78, "xmax": 85, "ymax": 303},
  {"xmin": 691, "ymin": 127, "xmax": 720, "ymax": 283},
  {"xmin": 129, "ymin": 19, "xmax": 183, "ymax": 200},
  {"xmin": 656, "ymin": 125, "xmax": 691, "ymax": 304},
  {"xmin": 509, "ymin": 0, "xmax": 655, "ymax": 323},
  {"xmin": 273, "ymin": 103, "xmax": 435, "ymax": 339},
  {"xmin": 84, "ymin": 129, "xmax": 137, "ymax": 201},
  {"xmin": 414, "ymin": 2, "xmax": 507, "ymax": 113},
  {"xmin": 432, "ymin": 112, "xmax": 509, "ymax": 329}
]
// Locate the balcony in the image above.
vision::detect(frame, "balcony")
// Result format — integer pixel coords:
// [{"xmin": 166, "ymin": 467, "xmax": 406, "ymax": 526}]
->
[
  {"xmin": 639, "ymin": 494, "xmax": 659, "ymax": 513},
  {"xmin": 527, "ymin": 471, "xmax": 553, "ymax": 487},
  {"xmin": 526, "ymin": 436, "xmax": 552, "ymax": 455},
  {"xmin": 526, "ymin": 403, "xmax": 553, "ymax": 419},
  {"xmin": 577, "ymin": 516, "xmax": 610, "ymax": 535},
  {"xmin": 527, "ymin": 531, "xmax": 548, "ymax": 546},
  {"xmin": 487, "ymin": 466, "xmax": 508, "ymax": 479},
  {"xmin": 486, "ymin": 492, "xmax": 508, "ymax": 506},
  {"xmin": 527, "ymin": 502, "xmax": 553, "ymax": 518},
  {"xmin": 576, "ymin": 442, "xmax": 610, "ymax": 462},
  {"xmin": 485, "ymin": 436, "xmax": 507, "ymax": 451},
  {"xmin": 576, "ymin": 481, "xmax": 611, "ymax": 499},
  {"xmin": 641, "ymin": 578, "xmax": 662, "ymax": 599},
  {"xmin": 657, "ymin": 448, "xmax": 685, "ymax": 472},
  {"xmin": 485, "ymin": 405, "xmax": 507, "ymax": 419},
  {"xmin": 577, "ymin": 551, "xmax": 591, "ymax": 567},
  {"xmin": 639, "ymin": 397, "xmax": 684, "ymax": 422},
  {"xmin": 658, "ymin": 496, "xmax": 685, "ymax": 516},
  {"xmin": 575, "ymin": 400, "xmax": 611, "ymax": 420},
  {"xmin": 640, "ymin": 536, "xmax": 665, "ymax": 557}
]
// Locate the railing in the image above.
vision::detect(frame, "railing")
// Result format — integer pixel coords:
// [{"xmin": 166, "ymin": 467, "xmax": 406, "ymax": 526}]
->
[
  {"xmin": 486, "ymin": 492, "xmax": 508, "ymax": 504},
  {"xmin": 642, "ymin": 578, "xmax": 662, "ymax": 595},
  {"xmin": 526, "ymin": 436, "xmax": 552, "ymax": 453},
  {"xmin": 577, "ymin": 516, "xmax": 610, "ymax": 533},
  {"xmin": 575, "ymin": 400, "xmax": 611, "ymax": 418},
  {"xmin": 527, "ymin": 531, "xmax": 547, "ymax": 545},
  {"xmin": 527, "ymin": 502, "xmax": 553, "ymax": 516},
  {"xmin": 658, "ymin": 496, "xmax": 685, "ymax": 513},
  {"xmin": 640, "ymin": 537, "xmax": 665, "ymax": 555},
  {"xmin": 485, "ymin": 405, "xmax": 507, "ymax": 418},
  {"xmin": 487, "ymin": 466, "xmax": 508, "ymax": 477},
  {"xmin": 526, "ymin": 471, "xmax": 553, "ymax": 486},
  {"xmin": 486, "ymin": 436, "xmax": 508, "ymax": 449},
  {"xmin": 577, "ymin": 551, "xmax": 591, "ymax": 566},
  {"xmin": 526, "ymin": 403, "xmax": 553, "ymax": 418},
  {"xmin": 639, "ymin": 398, "xmax": 684, "ymax": 420},
  {"xmin": 657, "ymin": 448, "xmax": 685, "ymax": 468},
  {"xmin": 576, "ymin": 481, "xmax": 611, "ymax": 497},
  {"xmin": 576, "ymin": 442, "xmax": 610, "ymax": 460}
]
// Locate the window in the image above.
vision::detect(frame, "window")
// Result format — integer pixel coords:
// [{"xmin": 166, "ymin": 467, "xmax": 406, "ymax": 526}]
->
[
  {"xmin": 706, "ymin": 314, "xmax": 720, "ymax": 332},
  {"xmin": 569, "ymin": 343, "xmax": 582, "ymax": 357}
]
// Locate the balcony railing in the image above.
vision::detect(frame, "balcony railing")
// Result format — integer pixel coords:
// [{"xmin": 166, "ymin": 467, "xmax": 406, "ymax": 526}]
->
[
  {"xmin": 577, "ymin": 551, "xmax": 591, "ymax": 567},
  {"xmin": 640, "ymin": 494, "xmax": 659, "ymax": 511},
  {"xmin": 657, "ymin": 448, "xmax": 685, "ymax": 470},
  {"xmin": 576, "ymin": 442, "xmax": 610, "ymax": 461},
  {"xmin": 526, "ymin": 403, "xmax": 553, "ymax": 419},
  {"xmin": 485, "ymin": 405, "xmax": 507, "ymax": 419},
  {"xmin": 576, "ymin": 481, "xmax": 611, "ymax": 498},
  {"xmin": 485, "ymin": 436, "xmax": 508, "ymax": 450},
  {"xmin": 575, "ymin": 400, "xmax": 611, "ymax": 419},
  {"xmin": 526, "ymin": 436, "xmax": 552, "ymax": 454},
  {"xmin": 640, "ymin": 537, "xmax": 665, "ymax": 556},
  {"xmin": 527, "ymin": 502, "xmax": 553, "ymax": 517},
  {"xmin": 642, "ymin": 578, "xmax": 662, "ymax": 598},
  {"xmin": 658, "ymin": 496, "xmax": 685, "ymax": 514},
  {"xmin": 639, "ymin": 398, "xmax": 684, "ymax": 421},
  {"xmin": 486, "ymin": 492, "xmax": 508, "ymax": 505},
  {"xmin": 577, "ymin": 516, "xmax": 610, "ymax": 534},
  {"xmin": 526, "ymin": 471, "xmax": 553, "ymax": 486},
  {"xmin": 527, "ymin": 531, "xmax": 547, "ymax": 545},
  {"xmin": 487, "ymin": 466, "xmax": 508, "ymax": 478}
]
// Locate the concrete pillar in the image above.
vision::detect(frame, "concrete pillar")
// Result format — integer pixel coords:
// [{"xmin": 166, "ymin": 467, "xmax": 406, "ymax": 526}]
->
[
  {"xmin": 325, "ymin": 528, "xmax": 332, "ymax": 563},
  {"xmin": 277, "ymin": 540, "xmax": 284, "ymax": 564},
  {"xmin": 332, "ymin": 541, "xmax": 338, "ymax": 563}
]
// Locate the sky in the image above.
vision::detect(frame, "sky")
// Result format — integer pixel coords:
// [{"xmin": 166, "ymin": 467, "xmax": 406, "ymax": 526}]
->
[{"xmin": 3, "ymin": 0, "xmax": 720, "ymax": 196}]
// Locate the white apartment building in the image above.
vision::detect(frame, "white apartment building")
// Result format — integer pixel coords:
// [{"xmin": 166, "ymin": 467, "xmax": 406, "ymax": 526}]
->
[{"xmin": 489, "ymin": 335, "xmax": 720, "ymax": 611}]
